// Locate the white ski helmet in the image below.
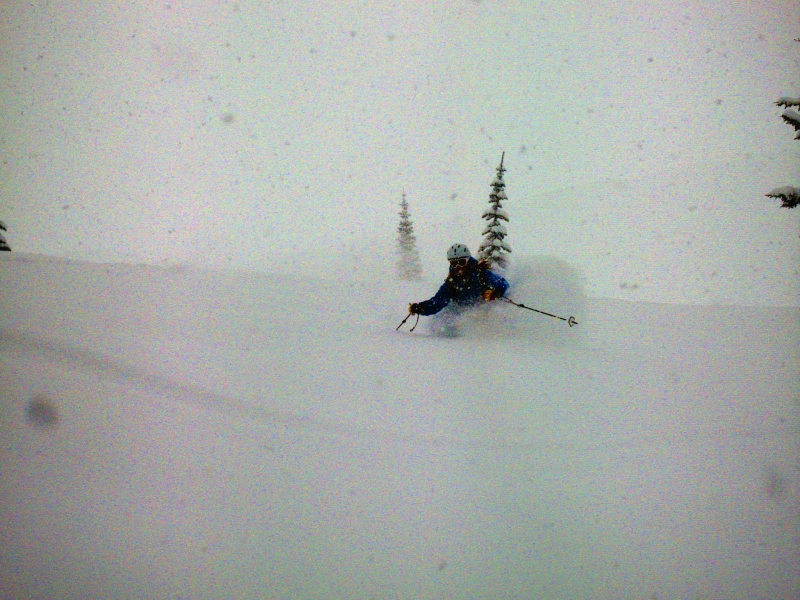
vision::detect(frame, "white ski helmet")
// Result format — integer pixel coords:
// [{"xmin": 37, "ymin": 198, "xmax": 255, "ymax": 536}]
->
[{"xmin": 447, "ymin": 243, "xmax": 471, "ymax": 261}]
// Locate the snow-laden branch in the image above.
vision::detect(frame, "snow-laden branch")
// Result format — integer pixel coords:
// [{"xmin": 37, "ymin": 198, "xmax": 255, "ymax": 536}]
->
[
  {"xmin": 780, "ymin": 109, "xmax": 800, "ymax": 137},
  {"xmin": 776, "ymin": 97, "xmax": 800, "ymax": 108},
  {"xmin": 482, "ymin": 223, "xmax": 508, "ymax": 236},
  {"xmin": 766, "ymin": 186, "xmax": 800, "ymax": 209},
  {"xmin": 775, "ymin": 97, "xmax": 800, "ymax": 108},
  {"xmin": 482, "ymin": 207, "xmax": 509, "ymax": 221},
  {"xmin": 479, "ymin": 239, "xmax": 512, "ymax": 252}
]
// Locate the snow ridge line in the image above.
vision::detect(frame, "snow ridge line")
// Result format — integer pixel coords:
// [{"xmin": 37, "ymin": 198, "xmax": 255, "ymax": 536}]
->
[
  {"xmin": 0, "ymin": 328, "xmax": 316, "ymax": 430},
  {"xmin": 3, "ymin": 329, "xmax": 795, "ymax": 454}
]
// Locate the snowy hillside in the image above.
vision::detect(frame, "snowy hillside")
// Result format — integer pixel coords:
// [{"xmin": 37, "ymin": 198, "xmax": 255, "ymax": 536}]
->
[{"xmin": 1, "ymin": 252, "xmax": 798, "ymax": 599}]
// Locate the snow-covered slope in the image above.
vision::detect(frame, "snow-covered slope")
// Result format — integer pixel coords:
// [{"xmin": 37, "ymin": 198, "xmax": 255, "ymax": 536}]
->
[{"xmin": 1, "ymin": 253, "xmax": 798, "ymax": 599}]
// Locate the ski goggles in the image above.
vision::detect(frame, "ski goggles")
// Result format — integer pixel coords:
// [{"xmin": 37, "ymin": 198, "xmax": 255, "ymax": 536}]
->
[{"xmin": 449, "ymin": 258, "xmax": 469, "ymax": 268}]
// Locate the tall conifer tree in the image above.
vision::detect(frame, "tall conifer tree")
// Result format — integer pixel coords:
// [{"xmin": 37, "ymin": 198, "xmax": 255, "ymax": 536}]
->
[
  {"xmin": 478, "ymin": 152, "xmax": 511, "ymax": 269},
  {"xmin": 396, "ymin": 190, "xmax": 422, "ymax": 280}
]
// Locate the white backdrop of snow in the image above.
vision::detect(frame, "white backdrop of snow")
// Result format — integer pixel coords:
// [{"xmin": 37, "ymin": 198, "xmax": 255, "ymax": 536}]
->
[{"xmin": 0, "ymin": 252, "xmax": 798, "ymax": 599}]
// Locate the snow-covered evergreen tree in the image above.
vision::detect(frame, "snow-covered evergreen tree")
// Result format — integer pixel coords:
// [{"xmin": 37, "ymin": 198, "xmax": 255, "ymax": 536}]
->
[
  {"xmin": 0, "ymin": 220, "xmax": 10, "ymax": 252},
  {"xmin": 766, "ymin": 40, "xmax": 800, "ymax": 210},
  {"xmin": 477, "ymin": 152, "xmax": 512, "ymax": 269},
  {"xmin": 396, "ymin": 190, "xmax": 422, "ymax": 280}
]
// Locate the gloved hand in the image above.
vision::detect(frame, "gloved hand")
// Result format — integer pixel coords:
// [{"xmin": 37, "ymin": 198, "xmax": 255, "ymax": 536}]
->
[
  {"xmin": 409, "ymin": 302, "xmax": 421, "ymax": 314},
  {"xmin": 482, "ymin": 288, "xmax": 499, "ymax": 301}
]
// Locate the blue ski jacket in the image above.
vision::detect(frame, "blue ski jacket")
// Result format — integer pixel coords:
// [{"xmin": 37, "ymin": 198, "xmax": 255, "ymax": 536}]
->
[{"xmin": 413, "ymin": 257, "xmax": 509, "ymax": 316}]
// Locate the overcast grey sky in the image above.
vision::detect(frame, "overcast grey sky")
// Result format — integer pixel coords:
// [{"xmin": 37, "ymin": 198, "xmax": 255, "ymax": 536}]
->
[{"xmin": 1, "ymin": 0, "xmax": 799, "ymax": 305}]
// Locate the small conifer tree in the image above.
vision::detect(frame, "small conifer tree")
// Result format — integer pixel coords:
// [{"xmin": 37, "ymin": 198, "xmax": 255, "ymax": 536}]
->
[
  {"xmin": 0, "ymin": 220, "xmax": 10, "ymax": 251},
  {"xmin": 478, "ymin": 152, "xmax": 512, "ymax": 269},
  {"xmin": 766, "ymin": 39, "xmax": 800, "ymax": 210},
  {"xmin": 396, "ymin": 190, "xmax": 422, "ymax": 280}
]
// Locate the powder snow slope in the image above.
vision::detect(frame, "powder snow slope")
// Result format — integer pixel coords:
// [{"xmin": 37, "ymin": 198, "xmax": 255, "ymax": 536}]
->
[{"xmin": 1, "ymin": 252, "xmax": 798, "ymax": 599}]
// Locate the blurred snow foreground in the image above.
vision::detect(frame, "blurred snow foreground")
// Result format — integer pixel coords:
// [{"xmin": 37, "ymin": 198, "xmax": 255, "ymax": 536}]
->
[{"xmin": 1, "ymin": 252, "xmax": 798, "ymax": 600}]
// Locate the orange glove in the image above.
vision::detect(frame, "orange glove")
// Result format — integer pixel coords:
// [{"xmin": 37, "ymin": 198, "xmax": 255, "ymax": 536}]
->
[{"xmin": 482, "ymin": 288, "xmax": 498, "ymax": 301}]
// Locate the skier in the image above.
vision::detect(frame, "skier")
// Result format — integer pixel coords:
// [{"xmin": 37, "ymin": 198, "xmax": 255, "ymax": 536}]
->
[{"xmin": 408, "ymin": 244, "xmax": 509, "ymax": 335}]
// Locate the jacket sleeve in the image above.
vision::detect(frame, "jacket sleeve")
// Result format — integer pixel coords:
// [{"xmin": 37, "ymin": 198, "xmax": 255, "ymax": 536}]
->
[
  {"xmin": 486, "ymin": 271, "xmax": 509, "ymax": 298},
  {"xmin": 414, "ymin": 283, "xmax": 451, "ymax": 315}
]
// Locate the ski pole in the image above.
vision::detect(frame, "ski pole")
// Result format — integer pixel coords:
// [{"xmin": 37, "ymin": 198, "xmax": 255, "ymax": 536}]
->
[
  {"xmin": 396, "ymin": 312, "xmax": 420, "ymax": 332},
  {"xmin": 501, "ymin": 297, "xmax": 578, "ymax": 327}
]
